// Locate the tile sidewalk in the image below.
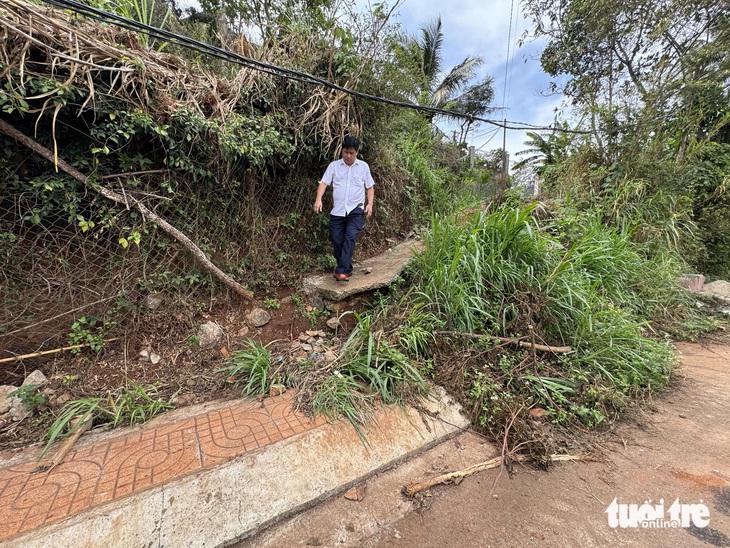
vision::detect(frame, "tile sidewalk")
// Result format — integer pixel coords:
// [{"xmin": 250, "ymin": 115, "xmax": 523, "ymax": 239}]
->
[{"xmin": 0, "ymin": 391, "xmax": 326, "ymax": 543}]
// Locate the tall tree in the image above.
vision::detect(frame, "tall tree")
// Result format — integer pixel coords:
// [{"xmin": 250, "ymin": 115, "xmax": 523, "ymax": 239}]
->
[
  {"xmin": 401, "ymin": 16, "xmax": 493, "ymax": 126},
  {"xmin": 522, "ymin": 0, "xmax": 730, "ymax": 159}
]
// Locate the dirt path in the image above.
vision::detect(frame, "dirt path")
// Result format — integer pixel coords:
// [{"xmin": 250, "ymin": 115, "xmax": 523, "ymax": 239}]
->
[{"xmin": 239, "ymin": 340, "xmax": 730, "ymax": 548}]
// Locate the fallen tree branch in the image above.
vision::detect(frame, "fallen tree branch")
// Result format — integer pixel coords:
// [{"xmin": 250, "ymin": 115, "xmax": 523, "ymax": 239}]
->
[
  {"xmin": 34, "ymin": 415, "xmax": 92, "ymax": 473},
  {"xmin": 403, "ymin": 454, "xmax": 584, "ymax": 497},
  {"xmin": 0, "ymin": 338, "xmax": 120, "ymax": 363},
  {"xmin": 0, "ymin": 119, "xmax": 254, "ymax": 301},
  {"xmin": 434, "ymin": 330, "xmax": 572, "ymax": 353}
]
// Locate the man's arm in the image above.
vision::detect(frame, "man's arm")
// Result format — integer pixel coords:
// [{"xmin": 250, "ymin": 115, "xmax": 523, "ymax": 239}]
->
[
  {"xmin": 365, "ymin": 185, "xmax": 374, "ymax": 217},
  {"xmin": 313, "ymin": 182, "xmax": 328, "ymax": 214}
]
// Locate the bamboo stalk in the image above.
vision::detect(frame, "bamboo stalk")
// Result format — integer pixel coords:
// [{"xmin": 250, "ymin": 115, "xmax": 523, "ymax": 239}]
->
[
  {"xmin": 0, "ymin": 338, "xmax": 119, "ymax": 364},
  {"xmin": 434, "ymin": 330, "xmax": 572, "ymax": 353}
]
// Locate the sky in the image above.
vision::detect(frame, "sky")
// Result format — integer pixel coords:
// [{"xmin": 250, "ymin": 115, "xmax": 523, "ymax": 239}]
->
[{"xmin": 373, "ymin": 0, "xmax": 566, "ymax": 162}]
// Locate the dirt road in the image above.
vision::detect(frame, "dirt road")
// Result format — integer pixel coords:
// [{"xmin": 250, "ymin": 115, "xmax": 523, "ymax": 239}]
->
[{"xmin": 239, "ymin": 340, "xmax": 730, "ymax": 548}]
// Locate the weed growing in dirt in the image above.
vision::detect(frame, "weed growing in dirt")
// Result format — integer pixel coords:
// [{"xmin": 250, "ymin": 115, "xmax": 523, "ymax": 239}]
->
[
  {"xmin": 362, "ymin": 201, "xmax": 718, "ymax": 455},
  {"xmin": 217, "ymin": 338, "xmax": 273, "ymax": 396},
  {"xmin": 8, "ymin": 385, "xmax": 46, "ymax": 411},
  {"xmin": 42, "ymin": 381, "xmax": 176, "ymax": 457}
]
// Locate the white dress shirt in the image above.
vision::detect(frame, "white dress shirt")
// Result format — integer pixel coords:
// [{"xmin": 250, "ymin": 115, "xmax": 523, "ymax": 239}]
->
[{"xmin": 321, "ymin": 158, "xmax": 375, "ymax": 216}]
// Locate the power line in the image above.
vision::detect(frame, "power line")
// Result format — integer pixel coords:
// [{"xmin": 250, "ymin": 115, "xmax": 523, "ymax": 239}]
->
[{"xmin": 39, "ymin": 0, "xmax": 592, "ymax": 135}]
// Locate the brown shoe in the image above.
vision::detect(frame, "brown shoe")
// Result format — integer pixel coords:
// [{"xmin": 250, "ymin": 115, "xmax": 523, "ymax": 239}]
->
[{"xmin": 333, "ymin": 273, "xmax": 349, "ymax": 282}]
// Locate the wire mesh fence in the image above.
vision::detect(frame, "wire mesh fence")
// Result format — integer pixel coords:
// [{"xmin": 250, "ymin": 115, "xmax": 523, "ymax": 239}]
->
[{"xmin": 0, "ymin": 0, "xmax": 466, "ymax": 367}]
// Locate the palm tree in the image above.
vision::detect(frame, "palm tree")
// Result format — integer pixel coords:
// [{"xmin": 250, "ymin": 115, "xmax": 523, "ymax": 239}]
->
[
  {"xmin": 513, "ymin": 130, "xmax": 568, "ymax": 175},
  {"xmin": 404, "ymin": 17, "xmax": 485, "ymax": 121}
]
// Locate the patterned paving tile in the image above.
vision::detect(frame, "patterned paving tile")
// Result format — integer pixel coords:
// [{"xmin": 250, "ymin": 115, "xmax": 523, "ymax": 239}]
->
[{"xmin": 0, "ymin": 391, "xmax": 325, "ymax": 542}]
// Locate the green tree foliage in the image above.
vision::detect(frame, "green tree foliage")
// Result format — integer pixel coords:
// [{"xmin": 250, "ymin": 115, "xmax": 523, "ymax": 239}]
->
[
  {"xmin": 513, "ymin": 129, "xmax": 570, "ymax": 175},
  {"xmin": 519, "ymin": 0, "xmax": 730, "ymax": 273},
  {"xmin": 397, "ymin": 16, "xmax": 494, "ymax": 129}
]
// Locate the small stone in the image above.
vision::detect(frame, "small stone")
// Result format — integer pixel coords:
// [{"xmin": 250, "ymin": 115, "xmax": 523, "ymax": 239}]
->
[
  {"xmin": 306, "ymin": 538, "xmax": 322, "ymax": 546},
  {"xmin": 56, "ymin": 391, "xmax": 72, "ymax": 406},
  {"xmin": 149, "ymin": 352, "xmax": 161, "ymax": 365},
  {"xmin": 529, "ymin": 408, "xmax": 549, "ymax": 418},
  {"xmin": 22, "ymin": 370, "xmax": 48, "ymax": 389},
  {"xmin": 345, "ymin": 523, "xmax": 355, "ymax": 533},
  {"xmin": 138, "ymin": 348, "xmax": 150, "ymax": 361},
  {"xmin": 323, "ymin": 351, "xmax": 337, "ymax": 363},
  {"xmin": 9, "ymin": 398, "xmax": 31, "ymax": 421},
  {"xmin": 361, "ymin": 267, "xmax": 372, "ymax": 274},
  {"xmin": 305, "ymin": 330, "xmax": 320, "ymax": 337},
  {"xmin": 198, "ymin": 321, "xmax": 224, "ymax": 348},
  {"xmin": 679, "ymin": 413, "xmax": 687, "ymax": 418},
  {"xmin": 186, "ymin": 378, "xmax": 196, "ymax": 387},
  {"xmin": 247, "ymin": 308, "xmax": 271, "ymax": 327},
  {"xmin": 0, "ymin": 386, "xmax": 16, "ymax": 414},
  {"xmin": 298, "ymin": 333, "xmax": 309, "ymax": 342},
  {"xmin": 238, "ymin": 326, "xmax": 250, "ymax": 337},
  {"xmin": 301, "ymin": 344, "xmax": 313, "ymax": 352},
  {"xmin": 220, "ymin": 347, "xmax": 230, "ymax": 358},
  {"xmin": 145, "ymin": 292, "xmax": 164, "ymax": 310},
  {"xmin": 326, "ymin": 317, "xmax": 341, "ymax": 330},
  {"xmin": 344, "ymin": 484, "xmax": 366, "ymax": 501},
  {"xmin": 280, "ymin": 296, "xmax": 293, "ymax": 304},
  {"xmin": 269, "ymin": 384, "xmax": 287, "ymax": 397}
]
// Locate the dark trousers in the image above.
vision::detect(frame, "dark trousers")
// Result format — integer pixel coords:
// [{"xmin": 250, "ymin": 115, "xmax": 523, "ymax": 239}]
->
[{"xmin": 329, "ymin": 208, "xmax": 364, "ymax": 275}]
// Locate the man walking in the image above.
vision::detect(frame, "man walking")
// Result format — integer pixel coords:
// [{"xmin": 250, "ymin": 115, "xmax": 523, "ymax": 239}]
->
[{"xmin": 313, "ymin": 136, "xmax": 375, "ymax": 281}]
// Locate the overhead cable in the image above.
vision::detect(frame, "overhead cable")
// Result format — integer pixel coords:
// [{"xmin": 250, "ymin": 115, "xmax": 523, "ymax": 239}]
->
[{"xmin": 39, "ymin": 0, "xmax": 592, "ymax": 135}]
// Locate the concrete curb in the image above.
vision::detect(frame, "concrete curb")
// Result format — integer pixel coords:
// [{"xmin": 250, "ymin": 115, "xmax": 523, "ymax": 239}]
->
[{"xmin": 5, "ymin": 389, "xmax": 468, "ymax": 547}]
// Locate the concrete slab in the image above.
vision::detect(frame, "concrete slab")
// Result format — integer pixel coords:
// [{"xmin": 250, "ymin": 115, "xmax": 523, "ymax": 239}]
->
[
  {"xmin": 303, "ymin": 239, "xmax": 424, "ymax": 308},
  {"xmin": 1, "ymin": 387, "xmax": 468, "ymax": 547}
]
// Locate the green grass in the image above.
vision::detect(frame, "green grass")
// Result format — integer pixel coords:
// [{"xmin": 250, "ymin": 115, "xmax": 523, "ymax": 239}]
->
[
  {"xmin": 41, "ymin": 381, "xmax": 176, "ymax": 458},
  {"xmin": 216, "ymin": 338, "xmax": 273, "ymax": 396},
  {"xmin": 399, "ymin": 201, "xmax": 706, "ymax": 433}
]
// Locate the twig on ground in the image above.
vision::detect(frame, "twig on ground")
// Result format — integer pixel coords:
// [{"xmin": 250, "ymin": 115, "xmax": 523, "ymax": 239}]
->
[
  {"xmin": 403, "ymin": 454, "xmax": 585, "ymax": 497},
  {"xmin": 434, "ymin": 330, "xmax": 572, "ymax": 353},
  {"xmin": 34, "ymin": 415, "xmax": 92, "ymax": 473}
]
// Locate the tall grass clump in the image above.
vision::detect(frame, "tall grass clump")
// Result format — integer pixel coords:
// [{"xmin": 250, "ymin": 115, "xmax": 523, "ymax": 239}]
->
[{"xmin": 407, "ymin": 201, "xmax": 692, "ymax": 433}]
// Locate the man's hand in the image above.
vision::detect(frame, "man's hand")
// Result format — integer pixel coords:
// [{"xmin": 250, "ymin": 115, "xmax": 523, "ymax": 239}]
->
[
  {"xmin": 365, "ymin": 186, "xmax": 374, "ymax": 217},
  {"xmin": 314, "ymin": 182, "xmax": 327, "ymax": 214}
]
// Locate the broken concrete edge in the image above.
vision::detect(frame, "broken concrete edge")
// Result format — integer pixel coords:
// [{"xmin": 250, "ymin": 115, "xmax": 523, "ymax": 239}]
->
[{"xmin": 5, "ymin": 388, "xmax": 471, "ymax": 548}]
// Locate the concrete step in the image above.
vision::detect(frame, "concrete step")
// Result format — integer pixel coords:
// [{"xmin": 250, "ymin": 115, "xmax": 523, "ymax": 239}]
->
[{"xmin": 303, "ymin": 239, "xmax": 423, "ymax": 308}]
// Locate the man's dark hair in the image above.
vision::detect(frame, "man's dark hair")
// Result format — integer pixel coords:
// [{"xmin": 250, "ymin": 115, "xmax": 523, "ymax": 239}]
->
[{"xmin": 342, "ymin": 135, "xmax": 360, "ymax": 150}]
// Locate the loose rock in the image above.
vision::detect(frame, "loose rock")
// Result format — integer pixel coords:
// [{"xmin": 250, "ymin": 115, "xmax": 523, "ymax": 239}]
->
[
  {"xmin": 145, "ymin": 292, "xmax": 164, "ymax": 310},
  {"xmin": 0, "ymin": 386, "xmax": 15, "ymax": 414},
  {"xmin": 198, "ymin": 321, "xmax": 224, "ymax": 348},
  {"xmin": 22, "ymin": 370, "xmax": 48, "ymax": 389},
  {"xmin": 247, "ymin": 308, "xmax": 271, "ymax": 328},
  {"xmin": 344, "ymin": 483, "xmax": 366, "ymax": 501}
]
